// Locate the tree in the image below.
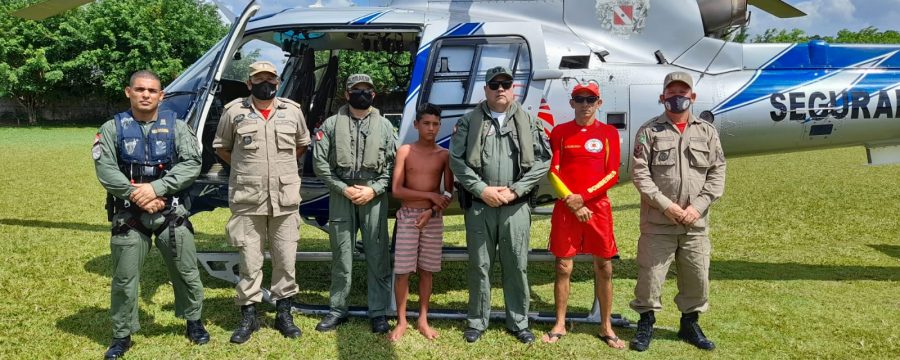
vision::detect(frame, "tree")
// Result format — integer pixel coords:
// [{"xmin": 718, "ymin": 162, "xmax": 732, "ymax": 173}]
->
[
  {"xmin": 751, "ymin": 27, "xmax": 900, "ymax": 44},
  {"xmin": 751, "ymin": 28, "xmax": 810, "ymax": 43},
  {"xmin": 0, "ymin": 0, "xmax": 227, "ymax": 124},
  {"xmin": 54, "ymin": 0, "xmax": 227, "ymax": 98},
  {"xmin": 0, "ymin": 1, "xmax": 65, "ymax": 125}
]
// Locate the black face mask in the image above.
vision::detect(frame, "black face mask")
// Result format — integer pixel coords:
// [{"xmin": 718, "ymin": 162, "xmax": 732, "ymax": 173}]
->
[
  {"xmin": 348, "ymin": 90, "xmax": 373, "ymax": 110},
  {"xmin": 251, "ymin": 81, "xmax": 277, "ymax": 100},
  {"xmin": 663, "ymin": 95, "xmax": 692, "ymax": 113}
]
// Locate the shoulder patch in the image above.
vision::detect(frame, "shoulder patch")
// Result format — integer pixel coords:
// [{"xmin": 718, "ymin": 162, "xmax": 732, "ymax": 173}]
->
[{"xmin": 315, "ymin": 130, "xmax": 325, "ymax": 141}]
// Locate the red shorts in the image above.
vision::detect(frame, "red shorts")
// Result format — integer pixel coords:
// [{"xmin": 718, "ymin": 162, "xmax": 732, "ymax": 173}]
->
[{"xmin": 549, "ymin": 197, "xmax": 618, "ymax": 259}]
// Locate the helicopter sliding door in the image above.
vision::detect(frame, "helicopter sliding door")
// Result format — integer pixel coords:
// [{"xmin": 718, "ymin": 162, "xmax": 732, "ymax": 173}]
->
[
  {"xmin": 184, "ymin": 1, "xmax": 260, "ymax": 154},
  {"xmin": 412, "ymin": 22, "xmax": 550, "ymax": 152}
]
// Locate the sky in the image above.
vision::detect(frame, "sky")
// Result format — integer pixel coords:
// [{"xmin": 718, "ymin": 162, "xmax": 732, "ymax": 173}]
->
[
  {"xmin": 746, "ymin": 0, "xmax": 899, "ymax": 37},
  {"xmin": 218, "ymin": 0, "xmax": 899, "ymax": 37}
]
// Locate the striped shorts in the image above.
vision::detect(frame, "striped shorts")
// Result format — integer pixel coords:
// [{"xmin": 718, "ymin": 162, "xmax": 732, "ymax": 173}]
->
[{"xmin": 394, "ymin": 207, "xmax": 444, "ymax": 274}]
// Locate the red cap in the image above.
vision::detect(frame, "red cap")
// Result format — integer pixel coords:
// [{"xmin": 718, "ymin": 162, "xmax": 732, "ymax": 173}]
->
[{"xmin": 571, "ymin": 82, "xmax": 599, "ymax": 97}]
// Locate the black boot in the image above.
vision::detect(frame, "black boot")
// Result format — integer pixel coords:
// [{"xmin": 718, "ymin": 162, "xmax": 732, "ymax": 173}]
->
[
  {"xmin": 678, "ymin": 312, "xmax": 715, "ymax": 350},
  {"xmin": 274, "ymin": 298, "xmax": 302, "ymax": 339},
  {"xmin": 630, "ymin": 311, "xmax": 655, "ymax": 352},
  {"xmin": 230, "ymin": 304, "xmax": 260, "ymax": 344},
  {"xmin": 103, "ymin": 336, "xmax": 131, "ymax": 360},
  {"xmin": 186, "ymin": 319, "xmax": 210, "ymax": 345}
]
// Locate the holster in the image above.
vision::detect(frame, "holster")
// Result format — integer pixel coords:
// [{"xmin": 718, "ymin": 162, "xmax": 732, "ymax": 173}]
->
[{"xmin": 455, "ymin": 181, "xmax": 473, "ymax": 210}]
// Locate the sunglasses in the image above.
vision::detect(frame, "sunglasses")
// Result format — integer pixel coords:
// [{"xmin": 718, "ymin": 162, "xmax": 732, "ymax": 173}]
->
[
  {"xmin": 572, "ymin": 95, "xmax": 599, "ymax": 103},
  {"xmin": 487, "ymin": 80, "xmax": 513, "ymax": 91},
  {"xmin": 349, "ymin": 89, "xmax": 373, "ymax": 96}
]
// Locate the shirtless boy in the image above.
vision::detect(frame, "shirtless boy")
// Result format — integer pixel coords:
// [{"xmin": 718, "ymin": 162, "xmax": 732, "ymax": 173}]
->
[{"xmin": 388, "ymin": 103, "xmax": 453, "ymax": 341}]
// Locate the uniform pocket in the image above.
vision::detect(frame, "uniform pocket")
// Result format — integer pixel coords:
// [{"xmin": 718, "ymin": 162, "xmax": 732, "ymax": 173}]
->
[
  {"xmin": 232, "ymin": 175, "xmax": 263, "ymax": 204},
  {"xmin": 276, "ymin": 124, "xmax": 297, "ymax": 151},
  {"xmin": 651, "ymin": 141, "xmax": 677, "ymax": 166},
  {"xmin": 236, "ymin": 125, "xmax": 260, "ymax": 150},
  {"xmin": 688, "ymin": 138, "xmax": 711, "ymax": 168},
  {"xmin": 225, "ymin": 215, "xmax": 245, "ymax": 247},
  {"xmin": 278, "ymin": 174, "xmax": 302, "ymax": 207}
]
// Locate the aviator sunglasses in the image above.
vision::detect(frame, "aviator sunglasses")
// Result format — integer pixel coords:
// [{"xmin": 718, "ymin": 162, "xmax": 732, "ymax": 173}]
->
[{"xmin": 487, "ymin": 80, "xmax": 513, "ymax": 91}]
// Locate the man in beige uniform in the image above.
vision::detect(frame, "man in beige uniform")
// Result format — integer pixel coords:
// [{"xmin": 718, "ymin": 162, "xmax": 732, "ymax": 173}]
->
[
  {"xmin": 213, "ymin": 61, "xmax": 311, "ymax": 344},
  {"xmin": 629, "ymin": 71, "xmax": 726, "ymax": 352}
]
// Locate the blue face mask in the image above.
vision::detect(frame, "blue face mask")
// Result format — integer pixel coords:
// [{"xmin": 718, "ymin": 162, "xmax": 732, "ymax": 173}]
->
[{"xmin": 663, "ymin": 95, "xmax": 692, "ymax": 113}]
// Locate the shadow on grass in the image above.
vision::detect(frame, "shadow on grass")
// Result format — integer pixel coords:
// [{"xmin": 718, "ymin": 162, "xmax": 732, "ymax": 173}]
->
[
  {"xmin": 335, "ymin": 319, "xmax": 398, "ymax": 360},
  {"xmin": 55, "ymin": 306, "xmax": 181, "ymax": 346},
  {"xmin": 868, "ymin": 244, "xmax": 900, "ymax": 259},
  {"xmin": 0, "ymin": 218, "xmax": 222, "ymax": 243}
]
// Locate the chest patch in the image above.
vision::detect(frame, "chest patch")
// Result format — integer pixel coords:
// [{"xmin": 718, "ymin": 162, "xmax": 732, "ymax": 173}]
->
[
  {"xmin": 584, "ymin": 138, "xmax": 603, "ymax": 153},
  {"xmin": 242, "ymin": 135, "xmax": 253, "ymax": 145}
]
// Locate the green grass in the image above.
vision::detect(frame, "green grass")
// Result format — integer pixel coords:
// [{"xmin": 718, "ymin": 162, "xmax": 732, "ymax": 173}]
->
[{"xmin": 0, "ymin": 126, "xmax": 898, "ymax": 359}]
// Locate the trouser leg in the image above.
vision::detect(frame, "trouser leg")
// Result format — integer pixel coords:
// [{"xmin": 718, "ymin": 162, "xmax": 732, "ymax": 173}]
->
[
  {"xmin": 465, "ymin": 203, "xmax": 497, "ymax": 331},
  {"xmin": 498, "ymin": 203, "xmax": 531, "ymax": 331},
  {"xmin": 630, "ymin": 233, "xmax": 677, "ymax": 314},
  {"xmin": 674, "ymin": 234, "xmax": 711, "ymax": 314},
  {"xmin": 228, "ymin": 214, "xmax": 267, "ymax": 305},
  {"xmin": 154, "ymin": 214, "xmax": 204, "ymax": 321},
  {"xmin": 359, "ymin": 193, "xmax": 391, "ymax": 317},
  {"xmin": 109, "ymin": 214, "xmax": 151, "ymax": 338},
  {"xmin": 328, "ymin": 192, "xmax": 357, "ymax": 317},
  {"xmin": 269, "ymin": 213, "xmax": 300, "ymax": 301}
]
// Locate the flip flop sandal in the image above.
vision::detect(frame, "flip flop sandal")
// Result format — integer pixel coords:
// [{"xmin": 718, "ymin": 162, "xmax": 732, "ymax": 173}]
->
[
  {"xmin": 544, "ymin": 332, "xmax": 565, "ymax": 343},
  {"xmin": 598, "ymin": 335, "xmax": 625, "ymax": 349}
]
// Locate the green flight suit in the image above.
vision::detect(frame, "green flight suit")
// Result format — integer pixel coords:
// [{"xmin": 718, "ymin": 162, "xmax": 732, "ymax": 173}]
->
[
  {"xmin": 312, "ymin": 105, "xmax": 397, "ymax": 318},
  {"xmin": 449, "ymin": 101, "xmax": 551, "ymax": 332},
  {"xmin": 93, "ymin": 115, "xmax": 203, "ymax": 338}
]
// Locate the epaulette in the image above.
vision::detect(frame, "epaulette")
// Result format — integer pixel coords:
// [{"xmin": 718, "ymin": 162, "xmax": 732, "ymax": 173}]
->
[
  {"xmin": 277, "ymin": 97, "xmax": 302, "ymax": 109},
  {"xmin": 224, "ymin": 97, "xmax": 247, "ymax": 110}
]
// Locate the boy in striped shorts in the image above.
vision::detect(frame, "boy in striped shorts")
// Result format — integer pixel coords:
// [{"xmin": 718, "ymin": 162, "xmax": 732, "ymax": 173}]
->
[{"xmin": 388, "ymin": 103, "xmax": 453, "ymax": 341}]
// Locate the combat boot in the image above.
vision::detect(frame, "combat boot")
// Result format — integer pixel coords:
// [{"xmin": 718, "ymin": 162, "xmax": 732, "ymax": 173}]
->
[
  {"xmin": 230, "ymin": 304, "xmax": 260, "ymax": 344},
  {"xmin": 274, "ymin": 298, "xmax": 302, "ymax": 339},
  {"xmin": 103, "ymin": 336, "xmax": 131, "ymax": 359},
  {"xmin": 185, "ymin": 319, "xmax": 210, "ymax": 345},
  {"xmin": 678, "ymin": 312, "xmax": 715, "ymax": 350},
  {"xmin": 630, "ymin": 311, "xmax": 655, "ymax": 352}
]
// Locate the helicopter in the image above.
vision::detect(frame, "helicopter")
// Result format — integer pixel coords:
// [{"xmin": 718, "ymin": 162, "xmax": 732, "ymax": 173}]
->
[{"xmin": 14, "ymin": 0, "xmax": 900, "ymax": 323}]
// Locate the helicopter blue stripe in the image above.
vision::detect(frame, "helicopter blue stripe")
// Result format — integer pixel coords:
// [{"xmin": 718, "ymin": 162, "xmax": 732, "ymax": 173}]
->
[
  {"xmin": 364, "ymin": 9, "xmax": 392, "ymax": 24},
  {"xmin": 714, "ymin": 43, "xmax": 900, "ymax": 114},
  {"xmin": 348, "ymin": 11, "xmax": 387, "ymax": 25}
]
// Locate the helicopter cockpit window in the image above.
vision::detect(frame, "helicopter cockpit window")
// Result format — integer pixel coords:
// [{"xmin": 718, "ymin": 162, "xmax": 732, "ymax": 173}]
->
[{"xmin": 425, "ymin": 37, "xmax": 531, "ymax": 107}]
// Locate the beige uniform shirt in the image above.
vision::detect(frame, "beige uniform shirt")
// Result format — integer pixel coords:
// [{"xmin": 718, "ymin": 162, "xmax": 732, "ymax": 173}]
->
[
  {"xmin": 213, "ymin": 97, "xmax": 311, "ymax": 216},
  {"xmin": 632, "ymin": 112, "xmax": 726, "ymax": 235}
]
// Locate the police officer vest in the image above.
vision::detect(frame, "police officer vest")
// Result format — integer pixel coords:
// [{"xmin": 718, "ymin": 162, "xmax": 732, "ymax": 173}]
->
[{"xmin": 114, "ymin": 110, "xmax": 177, "ymax": 182}]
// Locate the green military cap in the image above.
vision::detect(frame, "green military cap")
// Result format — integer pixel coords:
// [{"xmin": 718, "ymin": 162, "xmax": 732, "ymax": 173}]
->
[
  {"xmin": 346, "ymin": 73, "xmax": 374, "ymax": 89},
  {"xmin": 249, "ymin": 61, "xmax": 278, "ymax": 76},
  {"xmin": 484, "ymin": 66, "xmax": 512, "ymax": 82},
  {"xmin": 663, "ymin": 71, "xmax": 693, "ymax": 90}
]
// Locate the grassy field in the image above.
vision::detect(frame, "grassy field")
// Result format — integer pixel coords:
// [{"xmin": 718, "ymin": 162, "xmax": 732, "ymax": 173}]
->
[{"xmin": 0, "ymin": 126, "xmax": 897, "ymax": 359}]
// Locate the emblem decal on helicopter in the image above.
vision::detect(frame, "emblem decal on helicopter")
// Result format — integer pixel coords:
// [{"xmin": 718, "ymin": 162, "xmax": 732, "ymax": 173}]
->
[{"xmin": 596, "ymin": 0, "xmax": 649, "ymax": 38}]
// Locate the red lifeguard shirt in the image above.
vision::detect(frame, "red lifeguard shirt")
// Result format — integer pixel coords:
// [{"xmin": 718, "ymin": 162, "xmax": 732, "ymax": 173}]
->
[{"xmin": 549, "ymin": 119, "xmax": 621, "ymax": 202}]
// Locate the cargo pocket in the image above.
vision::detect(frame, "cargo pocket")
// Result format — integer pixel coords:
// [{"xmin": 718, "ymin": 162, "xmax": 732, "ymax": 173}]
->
[
  {"xmin": 232, "ymin": 175, "xmax": 263, "ymax": 204},
  {"xmin": 651, "ymin": 141, "xmax": 677, "ymax": 167},
  {"xmin": 225, "ymin": 215, "xmax": 245, "ymax": 247},
  {"xmin": 236, "ymin": 125, "xmax": 259, "ymax": 150},
  {"xmin": 276, "ymin": 124, "xmax": 297, "ymax": 151},
  {"xmin": 278, "ymin": 174, "xmax": 302, "ymax": 207},
  {"xmin": 688, "ymin": 138, "xmax": 711, "ymax": 168}
]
